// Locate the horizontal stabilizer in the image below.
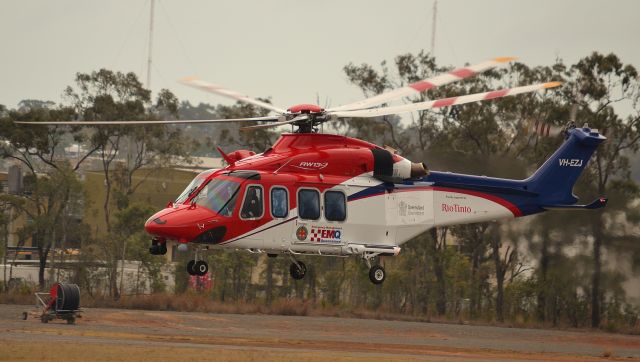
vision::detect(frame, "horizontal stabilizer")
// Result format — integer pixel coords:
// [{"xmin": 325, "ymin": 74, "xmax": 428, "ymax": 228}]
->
[{"xmin": 542, "ymin": 197, "xmax": 608, "ymax": 210}]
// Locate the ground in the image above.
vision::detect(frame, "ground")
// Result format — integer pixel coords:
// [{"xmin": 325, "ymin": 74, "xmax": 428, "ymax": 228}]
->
[{"xmin": 1, "ymin": 304, "xmax": 639, "ymax": 361}]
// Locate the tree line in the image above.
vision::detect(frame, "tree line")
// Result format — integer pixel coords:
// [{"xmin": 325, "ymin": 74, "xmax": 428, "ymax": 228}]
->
[{"xmin": 1, "ymin": 51, "xmax": 639, "ymax": 330}]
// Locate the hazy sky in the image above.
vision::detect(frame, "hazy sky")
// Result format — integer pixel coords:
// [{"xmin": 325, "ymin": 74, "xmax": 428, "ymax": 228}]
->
[{"xmin": 1, "ymin": 0, "xmax": 639, "ymax": 111}]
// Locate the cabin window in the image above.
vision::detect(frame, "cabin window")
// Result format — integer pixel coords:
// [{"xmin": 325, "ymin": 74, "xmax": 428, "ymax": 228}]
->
[
  {"xmin": 240, "ymin": 185, "xmax": 264, "ymax": 219},
  {"xmin": 324, "ymin": 191, "xmax": 346, "ymax": 221},
  {"xmin": 271, "ymin": 187, "xmax": 288, "ymax": 218},
  {"xmin": 298, "ymin": 189, "xmax": 320, "ymax": 220}
]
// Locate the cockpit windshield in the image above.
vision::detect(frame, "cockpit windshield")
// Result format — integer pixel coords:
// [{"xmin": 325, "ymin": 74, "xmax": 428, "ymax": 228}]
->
[
  {"xmin": 174, "ymin": 170, "xmax": 215, "ymax": 205},
  {"xmin": 191, "ymin": 179, "xmax": 241, "ymax": 216}
]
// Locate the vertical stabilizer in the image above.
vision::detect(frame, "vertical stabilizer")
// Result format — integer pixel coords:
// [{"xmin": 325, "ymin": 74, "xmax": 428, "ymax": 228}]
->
[{"xmin": 525, "ymin": 126, "xmax": 606, "ymax": 205}]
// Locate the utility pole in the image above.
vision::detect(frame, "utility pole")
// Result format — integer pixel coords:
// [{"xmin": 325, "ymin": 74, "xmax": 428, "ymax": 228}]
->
[
  {"xmin": 430, "ymin": 0, "xmax": 437, "ymax": 57},
  {"xmin": 146, "ymin": 0, "xmax": 155, "ymax": 89}
]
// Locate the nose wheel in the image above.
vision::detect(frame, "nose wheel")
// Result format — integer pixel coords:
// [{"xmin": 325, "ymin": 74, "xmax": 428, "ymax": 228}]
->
[{"xmin": 187, "ymin": 260, "xmax": 209, "ymax": 276}]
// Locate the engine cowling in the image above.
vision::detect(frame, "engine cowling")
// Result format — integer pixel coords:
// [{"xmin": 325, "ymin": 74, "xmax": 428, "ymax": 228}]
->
[{"xmin": 370, "ymin": 148, "xmax": 428, "ymax": 182}]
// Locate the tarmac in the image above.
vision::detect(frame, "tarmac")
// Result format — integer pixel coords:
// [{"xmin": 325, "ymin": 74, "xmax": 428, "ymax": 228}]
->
[{"xmin": 1, "ymin": 304, "xmax": 639, "ymax": 361}]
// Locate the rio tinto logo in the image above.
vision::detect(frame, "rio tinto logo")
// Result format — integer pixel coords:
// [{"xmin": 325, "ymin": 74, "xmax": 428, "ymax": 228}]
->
[
  {"xmin": 294, "ymin": 161, "xmax": 328, "ymax": 170},
  {"xmin": 441, "ymin": 203, "xmax": 471, "ymax": 213}
]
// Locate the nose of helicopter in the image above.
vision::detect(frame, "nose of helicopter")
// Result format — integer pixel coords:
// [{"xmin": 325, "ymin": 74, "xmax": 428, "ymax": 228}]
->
[{"xmin": 144, "ymin": 205, "xmax": 224, "ymax": 242}]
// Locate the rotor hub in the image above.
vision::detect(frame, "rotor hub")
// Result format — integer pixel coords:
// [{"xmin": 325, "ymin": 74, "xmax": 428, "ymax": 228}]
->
[{"xmin": 287, "ymin": 104, "xmax": 324, "ymax": 114}]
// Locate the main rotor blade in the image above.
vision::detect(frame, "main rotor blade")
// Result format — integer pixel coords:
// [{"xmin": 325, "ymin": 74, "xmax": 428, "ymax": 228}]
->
[
  {"xmin": 180, "ymin": 77, "xmax": 288, "ymax": 114},
  {"xmin": 522, "ymin": 119, "xmax": 564, "ymax": 137},
  {"xmin": 240, "ymin": 114, "xmax": 309, "ymax": 131},
  {"xmin": 328, "ymin": 57, "xmax": 517, "ymax": 112},
  {"xmin": 329, "ymin": 82, "xmax": 561, "ymax": 119},
  {"xmin": 14, "ymin": 115, "xmax": 285, "ymax": 126}
]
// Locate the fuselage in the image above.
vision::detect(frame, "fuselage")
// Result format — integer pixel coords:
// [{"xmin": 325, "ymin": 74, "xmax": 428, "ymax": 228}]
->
[{"xmin": 145, "ymin": 133, "xmax": 529, "ymax": 257}]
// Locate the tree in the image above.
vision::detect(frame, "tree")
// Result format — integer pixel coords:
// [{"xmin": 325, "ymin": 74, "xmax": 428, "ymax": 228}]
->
[
  {"xmin": 64, "ymin": 69, "xmax": 194, "ymax": 297},
  {"xmin": 0, "ymin": 165, "xmax": 82, "ymax": 288},
  {"xmin": 561, "ymin": 52, "xmax": 640, "ymax": 327},
  {"xmin": 0, "ymin": 103, "xmax": 93, "ymax": 289}
]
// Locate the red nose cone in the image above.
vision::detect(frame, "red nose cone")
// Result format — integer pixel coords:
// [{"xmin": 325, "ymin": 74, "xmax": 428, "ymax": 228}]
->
[{"xmin": 144, "ymin": 205, "xmax": 218, "ymax": 241}]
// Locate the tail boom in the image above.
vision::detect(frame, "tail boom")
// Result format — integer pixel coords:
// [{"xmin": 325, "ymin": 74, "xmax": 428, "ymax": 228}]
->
[{"xmin": 420, "ymin": 126, "xmax": 606, "ymax": 227}]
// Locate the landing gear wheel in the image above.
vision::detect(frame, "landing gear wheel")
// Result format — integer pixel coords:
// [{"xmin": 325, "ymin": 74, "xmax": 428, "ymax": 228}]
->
[
  {"xmin": 187, "ymin": 260, "xmax": 197, "ymax": 275},
  {"xmin": 289, "ymin": 261, "xmax": 307, "ymax": 280},
  {"xmin": 158, "ymin": 244, "xmax": 167, "ymax": 255},
  {"xmin": 369, "ymin": 265, "xmax": 386, "ymax": 284},
  {"xmin": 66, "ymin": 316, "xmax": 76, "ymax": 325},
  {"xmin": 40, "ymin": 315, "xmax": 49, "ymax": 323},
  {"xmin": 194, "ymin": 260, "xmax": 209, "ymax": 276}
]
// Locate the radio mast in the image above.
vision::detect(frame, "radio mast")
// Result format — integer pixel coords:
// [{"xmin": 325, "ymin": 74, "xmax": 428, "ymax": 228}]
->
[
  {"xmin": 146, "ymin": 0, "xmax": 155, "ymax": 88},
  {"xmin": 430, "ymin": 0, "xmax": 437, "ymax": 56}
]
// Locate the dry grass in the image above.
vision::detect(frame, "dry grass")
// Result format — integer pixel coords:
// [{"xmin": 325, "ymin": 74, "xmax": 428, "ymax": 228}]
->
[
  {"xmin": 0, "ymin": 291, "xmax": 33, "ymax": 305},
  {"xmin": 2, "ymin": 291, "xmax": 639, "ymax": 335},
  {"xmin": 76, "ymin": 293, "xmax": 433, "ymax": 322}
]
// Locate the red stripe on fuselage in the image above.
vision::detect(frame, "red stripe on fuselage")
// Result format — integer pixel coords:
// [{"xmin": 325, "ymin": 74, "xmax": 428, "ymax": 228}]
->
[{"xmin": 218, "ymin": 181, "xmax": 523, "ymax": 246}]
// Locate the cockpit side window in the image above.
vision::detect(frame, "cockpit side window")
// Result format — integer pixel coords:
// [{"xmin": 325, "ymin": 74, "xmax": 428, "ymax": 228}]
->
[
  {"xmin": 174, "ymin": 170, "xmax": 217, "ymax": 204},
  {"xmin": 240, "ymin": 185, "xmax": 264, "ymax": 219},
  {"xmin": 192, "ymin": 179, "xmax": 240, "ymax": 216},
  {"xmin": 175, "ymin": 177, "xmax": 206, "ymax": 205}
]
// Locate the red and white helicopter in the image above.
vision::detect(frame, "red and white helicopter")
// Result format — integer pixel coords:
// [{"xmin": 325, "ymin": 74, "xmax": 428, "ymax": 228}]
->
[{"xmin": 19, "ymin": 57, "xmax": 607, "ymax": 284}]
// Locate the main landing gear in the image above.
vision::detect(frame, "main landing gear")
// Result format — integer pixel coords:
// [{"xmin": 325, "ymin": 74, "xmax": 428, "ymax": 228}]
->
[
  {"xmin": 289, "ymin": 259, "xmax": 307, "ymax": 280},
  {"xmin": 368, "ymin": 264, "xmax": 386, "ymax": 284},
  {"xmin": 364, "ymin": 253, "xmax": 385, "ymax": 285},
  {"xmin": 284, "ymin": 254, "xmax": 384, "ymax": 285}
]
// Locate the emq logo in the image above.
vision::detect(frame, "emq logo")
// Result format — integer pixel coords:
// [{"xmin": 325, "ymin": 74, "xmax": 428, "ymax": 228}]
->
[
  {"xmin": 559, "ymin": 159, "xmax": 583, "ymax": 167},
  {"xmin": 310, "ymin": 227, "xmax": 342, "ymax": 243}
]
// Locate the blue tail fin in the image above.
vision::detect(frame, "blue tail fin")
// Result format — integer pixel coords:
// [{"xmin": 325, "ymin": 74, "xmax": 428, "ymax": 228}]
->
[{"xmin": 526, "ymin": 126, "xmax": 606, "ymax": 205}]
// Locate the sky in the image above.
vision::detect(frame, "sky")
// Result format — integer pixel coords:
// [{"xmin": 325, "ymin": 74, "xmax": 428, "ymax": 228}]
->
[{"xmin": 1, "ymin": 0, "xmax": 639, "ymax": 112}]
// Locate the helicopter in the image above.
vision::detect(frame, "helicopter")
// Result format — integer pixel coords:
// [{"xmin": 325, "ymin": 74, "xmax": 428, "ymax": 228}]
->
[{"xmin": 17, "ymin": 57, "xmax": 607, "ymax": 284}]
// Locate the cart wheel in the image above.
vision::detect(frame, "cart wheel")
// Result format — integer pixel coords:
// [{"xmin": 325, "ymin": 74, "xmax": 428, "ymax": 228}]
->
[
  {"xmin": 40, "ymin": 315, "xmax": 49, "ymax": 323},
  {"xmin": 66, "ymin": 316, "xmax": 76, "ymax": 325},
  {"xmin": 21, "ymin": 312, "xmax": 28, "ymax": 320}
]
